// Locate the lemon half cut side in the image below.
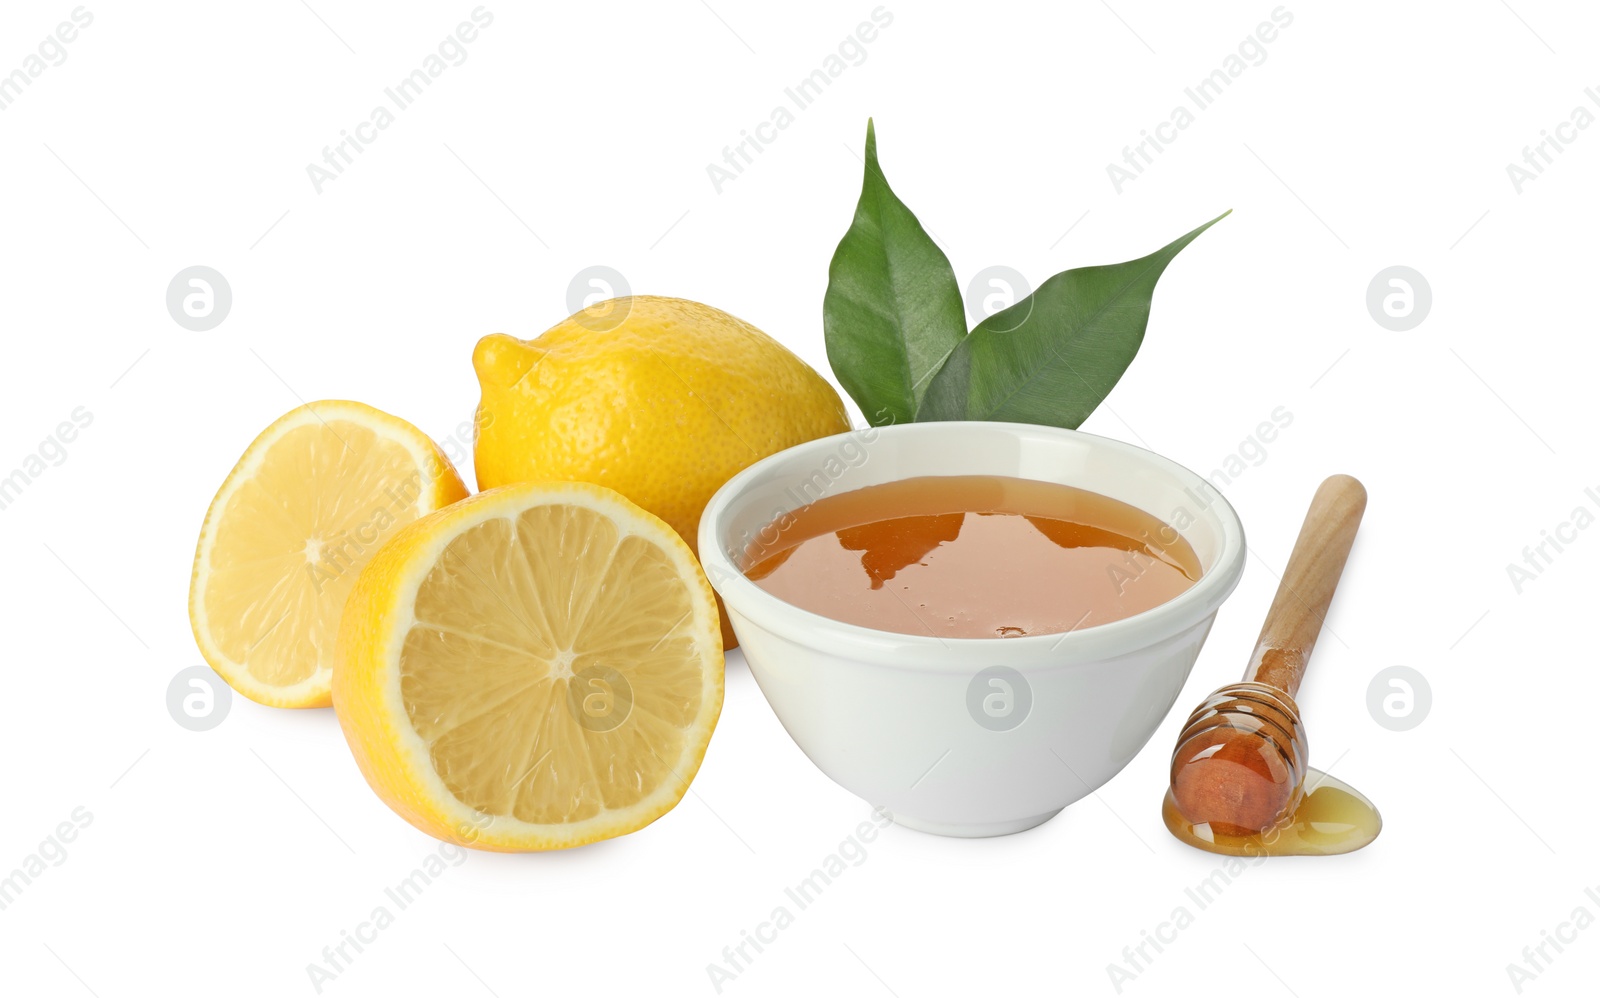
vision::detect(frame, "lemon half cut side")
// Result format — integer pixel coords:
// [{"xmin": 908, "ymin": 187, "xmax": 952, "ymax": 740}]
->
[
  {"xmin": 333, "ymin": 481, "xmax": 724, "ymax": 851},
  {"xmin": 189, "ymin": 400, "xmax": 469, "ymax": 709}
]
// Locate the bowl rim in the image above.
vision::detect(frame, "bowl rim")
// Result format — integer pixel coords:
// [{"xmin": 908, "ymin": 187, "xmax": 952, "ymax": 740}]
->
[{"xmin": 698, "ymin": 420, "xmax": 1247, "ymax": 668}]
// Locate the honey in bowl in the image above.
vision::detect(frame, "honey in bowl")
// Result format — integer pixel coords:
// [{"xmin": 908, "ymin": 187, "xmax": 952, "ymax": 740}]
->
[{"xmin": 742, "ymin": 475, "xmax": 1201, "ymax": 639}]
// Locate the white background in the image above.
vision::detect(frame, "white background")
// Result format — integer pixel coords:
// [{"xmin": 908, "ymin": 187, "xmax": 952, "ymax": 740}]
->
[{"xmin": 2, "ymin": 1, "xmax": 1595, "ymax": 995}]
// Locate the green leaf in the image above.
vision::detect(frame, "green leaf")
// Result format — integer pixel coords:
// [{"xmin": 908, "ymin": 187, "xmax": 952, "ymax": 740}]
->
[
  {"xmin": 824, "ymin": 120, "xmax": 968, "ymax": 427},
  {"xmin": 919, "ymin": 211, "xmax": 1229, "ymax": 428}
]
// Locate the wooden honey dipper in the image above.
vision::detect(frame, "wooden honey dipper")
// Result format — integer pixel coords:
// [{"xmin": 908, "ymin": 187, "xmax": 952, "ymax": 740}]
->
[{"xmin": 1168, "ymin": 475, "xmax": 1367, "ymax": 837}]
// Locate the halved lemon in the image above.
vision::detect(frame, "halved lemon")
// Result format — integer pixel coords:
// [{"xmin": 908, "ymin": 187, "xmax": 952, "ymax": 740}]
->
[
  {"xmin": 189, "ymin": 401, "xmax": 468, "ymax": 708},
  {"xmin": 333, "ymin": 481, "xmax": 724, "ymax": 851}
]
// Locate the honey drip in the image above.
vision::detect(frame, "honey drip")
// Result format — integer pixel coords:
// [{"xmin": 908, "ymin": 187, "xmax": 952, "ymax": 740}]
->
[{"xmin": 1161, "ymin": 768, "xmax": 1381, "ymax": 857}]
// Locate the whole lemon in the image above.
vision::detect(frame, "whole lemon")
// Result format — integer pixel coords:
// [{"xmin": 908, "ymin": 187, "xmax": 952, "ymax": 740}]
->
[{"xmin": 473, "ymin": 296, "xmax": 851, "ymax": 647}]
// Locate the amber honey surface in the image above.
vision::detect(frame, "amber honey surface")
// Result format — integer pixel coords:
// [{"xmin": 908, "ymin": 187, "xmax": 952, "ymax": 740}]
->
[{"xmin": 742, "ymin": 475, "xmax": 1201, "ymax": 639}]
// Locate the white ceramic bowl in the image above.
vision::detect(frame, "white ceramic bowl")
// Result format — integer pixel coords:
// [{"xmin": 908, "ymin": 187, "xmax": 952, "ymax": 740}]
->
[{"xmin": 698, "ymin": 421, "xmax": 1246, "ymax": 837}]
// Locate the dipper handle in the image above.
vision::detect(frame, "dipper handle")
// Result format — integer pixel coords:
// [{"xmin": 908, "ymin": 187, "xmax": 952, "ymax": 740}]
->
[{"xmin": 1246, "ymin": 475, "xmax": 1367, "ymax": 697}]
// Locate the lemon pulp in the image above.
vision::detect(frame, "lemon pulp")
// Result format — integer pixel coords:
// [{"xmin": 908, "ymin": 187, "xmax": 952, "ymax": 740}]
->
[{"xmin": 402, "ymin": 505, "xmax": 708, "ymax": 823}]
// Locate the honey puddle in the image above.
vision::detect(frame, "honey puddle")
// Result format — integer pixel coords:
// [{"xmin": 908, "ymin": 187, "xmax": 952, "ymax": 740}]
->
[{"xmin": 1161, "ymin": 769, "xmax": 1381, "ymax": 857}]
